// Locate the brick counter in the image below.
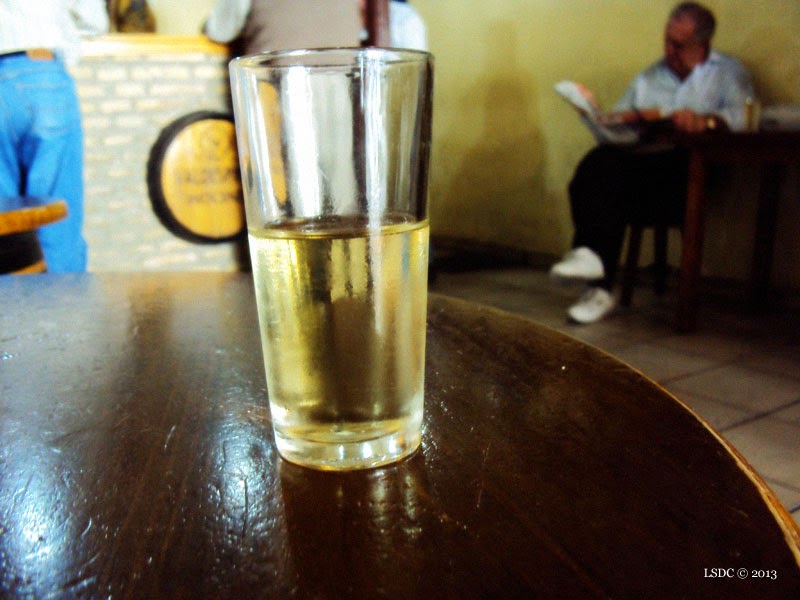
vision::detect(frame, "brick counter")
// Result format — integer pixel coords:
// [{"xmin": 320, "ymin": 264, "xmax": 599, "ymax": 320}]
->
[{"xmin": 73, "ymin": 34, "xmax": 243, "ymax": 271}]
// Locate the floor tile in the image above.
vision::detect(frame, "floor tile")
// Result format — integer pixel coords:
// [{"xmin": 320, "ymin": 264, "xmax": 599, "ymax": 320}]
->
[
  {"xmin": 656, "ymin": 331, "xmax": 751, "ymax": 364},
  {"xmin": 763, "ymin": 480, "xmax": 800, "ymax": 515},
  {"xmin": 738, "ymin": 344, "xmax": 800, "ymax": 381},
  {"xmin": 665, "ymin": 388, "xmax": 754, "ymax": 432},
  {"xmin": 611, "ymin": 342, "xmax": 722, "ymax": 383},
  {"xmin": 772, "ymin": 400, "xmax": 800, "ymax": 427},
  {"xmin": 722, "ymin": 417, "xmax": 800, "ymax": 489},
  {"xmin": 554, "ymin": 315, "xmax": 671, "ymax": 352},
  {"xmin": 667, "ymin": 363, "xmax": 800, "ymax": 414}
]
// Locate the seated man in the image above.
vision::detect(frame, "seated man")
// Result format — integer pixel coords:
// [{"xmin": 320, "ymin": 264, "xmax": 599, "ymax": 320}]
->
[{"xmin": 551, "ymin": 1, "xmax": 754, "ymax": 324}]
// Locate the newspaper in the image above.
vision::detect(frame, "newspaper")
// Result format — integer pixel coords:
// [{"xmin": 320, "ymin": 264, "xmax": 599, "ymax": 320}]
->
[{"xmin": 554, "ymin": 80, "xmax": 650, "ymax": 144}]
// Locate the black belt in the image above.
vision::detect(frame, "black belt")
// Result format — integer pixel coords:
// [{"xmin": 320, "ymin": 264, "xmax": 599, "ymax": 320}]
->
[{"xmin": 0, "ymin": 49, "xmax": 55, "ymax": 61}]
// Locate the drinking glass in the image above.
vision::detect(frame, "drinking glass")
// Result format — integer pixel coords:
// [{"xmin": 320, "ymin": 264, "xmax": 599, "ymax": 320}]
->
[{"xmin": 230, "ymin": 48, "xmax": 433, "ymax": 470}]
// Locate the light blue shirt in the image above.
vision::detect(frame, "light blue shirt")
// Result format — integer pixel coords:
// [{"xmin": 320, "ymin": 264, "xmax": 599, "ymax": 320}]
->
[
  {"xmin": 0, "ymin": 0, "xmax": 108, "ymax": 65},
  {"xmin": 614, "ymin": 50, "xmax": 754, "ymax": 131}
]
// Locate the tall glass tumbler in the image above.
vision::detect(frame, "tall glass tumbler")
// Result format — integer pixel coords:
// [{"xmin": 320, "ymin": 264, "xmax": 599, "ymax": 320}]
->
[{"xmin": 230, "ymin": 48, "xmax": 433, "ymax": 470}]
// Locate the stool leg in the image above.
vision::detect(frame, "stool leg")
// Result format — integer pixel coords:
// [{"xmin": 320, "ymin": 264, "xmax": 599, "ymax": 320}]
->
[{"xmin": 621, "ymin": 225, "xmax": 643, "ymax": 307}]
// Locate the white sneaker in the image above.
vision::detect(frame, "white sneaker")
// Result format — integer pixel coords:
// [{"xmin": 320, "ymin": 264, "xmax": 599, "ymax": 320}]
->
[
  {"xmin": 567, "ymin": 287, "xmax": 616, "ymax": 324},
  {"xmin": 550, "ymin": 247, "xmax": 605, "ymax": 281}
]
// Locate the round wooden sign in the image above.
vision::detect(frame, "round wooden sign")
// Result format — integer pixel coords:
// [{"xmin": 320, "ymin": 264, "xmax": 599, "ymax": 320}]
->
[{"xmin": 147, "ymin": 111, "xmax": 245, "ymax": 243}]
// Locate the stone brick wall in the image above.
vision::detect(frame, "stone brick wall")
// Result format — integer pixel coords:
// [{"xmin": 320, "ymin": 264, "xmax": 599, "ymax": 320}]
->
[{"xmin": 72, "ymin": 34, "xmax": 245, "ymax": 271}]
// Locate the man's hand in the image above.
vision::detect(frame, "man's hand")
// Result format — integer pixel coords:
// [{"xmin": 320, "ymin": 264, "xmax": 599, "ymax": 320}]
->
[{"xmin": 671, "ymin": 109, "xmax": 724, "ymax": 133}]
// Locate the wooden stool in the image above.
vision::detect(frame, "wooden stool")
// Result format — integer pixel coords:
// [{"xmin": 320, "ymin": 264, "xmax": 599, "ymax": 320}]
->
[
  {"xmin": 620, "ymin": 223, "xmax": 673, "ymax": 307},
  {"xmin": 0, "ymin": 200, "xmax": 68, "ymax": 274}
]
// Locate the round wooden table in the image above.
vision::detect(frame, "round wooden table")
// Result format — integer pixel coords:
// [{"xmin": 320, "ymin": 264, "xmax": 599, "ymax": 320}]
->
[{"xmin": 1, "ymin": 273, "xmax": 798, "ymax": 598}]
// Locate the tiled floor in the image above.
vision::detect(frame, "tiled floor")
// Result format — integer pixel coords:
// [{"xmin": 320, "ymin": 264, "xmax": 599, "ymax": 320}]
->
[{"xmin": 430, "ymin": 262, "xmax": 800, "ymax": 528}]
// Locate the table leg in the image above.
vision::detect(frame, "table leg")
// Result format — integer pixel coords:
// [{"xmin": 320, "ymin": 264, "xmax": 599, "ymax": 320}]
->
[
  {"xmin": 677, "ymin": 150, "xmax": 706, "ymax": 333},
  {"xmin": 750, "ymin": 163, "xmax": 782, "ymax": 310}
]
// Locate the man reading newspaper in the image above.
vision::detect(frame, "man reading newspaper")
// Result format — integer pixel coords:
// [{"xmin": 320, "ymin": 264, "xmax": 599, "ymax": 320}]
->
[{"xmin": 551, "ymin": 2, "xmax": 753, "ymax": 324}]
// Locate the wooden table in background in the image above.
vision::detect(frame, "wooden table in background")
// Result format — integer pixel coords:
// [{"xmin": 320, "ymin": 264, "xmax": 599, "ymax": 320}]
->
[
  {"xmin": 677, "ymin": 130, "xmax": 800, "ymax": 332},
  {"xmin": 1, "ymin": 273, "xmax": 798, "ymax": 598}
]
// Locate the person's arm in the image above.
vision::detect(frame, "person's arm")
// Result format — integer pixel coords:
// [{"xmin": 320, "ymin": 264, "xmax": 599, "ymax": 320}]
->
[
  {"xmin": 204, "ymin": 0, "xmax": 252, "ymax": 44},
  {"xmin": 669, "ymin": 60, "xmax": 754, "ymax": 133},
  {"xmin": 70, "ymin": 0, "xmax": 110, "ymax": 37}
]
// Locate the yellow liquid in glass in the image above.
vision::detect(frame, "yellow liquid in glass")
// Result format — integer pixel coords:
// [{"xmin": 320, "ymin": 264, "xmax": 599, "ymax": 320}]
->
[{"xmin": 248, "ymin": 216, "xmax": 428, "ymax": 470}]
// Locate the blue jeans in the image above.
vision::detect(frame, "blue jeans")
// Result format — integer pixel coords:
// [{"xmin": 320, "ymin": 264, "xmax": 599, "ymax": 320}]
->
[{"xmin": 0, "ymin": 53, "xmax": 87, "ymax": 272}]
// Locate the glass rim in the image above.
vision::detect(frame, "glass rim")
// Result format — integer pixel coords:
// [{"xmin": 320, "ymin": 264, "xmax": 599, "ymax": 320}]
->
[{"xmin": 229, "ymin": 46, "xmax": 432, "ymax": 70}]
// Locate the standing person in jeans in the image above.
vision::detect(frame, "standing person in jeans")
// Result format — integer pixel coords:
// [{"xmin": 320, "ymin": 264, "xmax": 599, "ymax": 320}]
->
[
  {"xmin": 0, "ymin": 1, "xmax": 109, "ymax": 272},
  {"xmin": 550, "ymin": 2, "xmax": 754, "ymax": 324}
]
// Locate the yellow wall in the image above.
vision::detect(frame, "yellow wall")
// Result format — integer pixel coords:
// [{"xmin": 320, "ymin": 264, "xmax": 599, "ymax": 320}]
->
[
  {"xmin": 148, "ymin": 0, "xmax": 218, "ymax": 36},
  {"xmin": 150, "ymin": 1, "xmax": 800, "ymax": 288}
]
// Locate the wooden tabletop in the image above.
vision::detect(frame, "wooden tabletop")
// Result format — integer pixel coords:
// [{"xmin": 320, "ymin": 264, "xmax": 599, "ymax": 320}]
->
[{"xmin": 1, "ymin": 273, "xmax": 798, "ymax": 598}]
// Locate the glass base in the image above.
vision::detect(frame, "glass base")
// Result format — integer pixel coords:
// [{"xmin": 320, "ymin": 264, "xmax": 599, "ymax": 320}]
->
[{"xmin": 273, "ymin": 419, "xmax": 422, "ymax": 471}]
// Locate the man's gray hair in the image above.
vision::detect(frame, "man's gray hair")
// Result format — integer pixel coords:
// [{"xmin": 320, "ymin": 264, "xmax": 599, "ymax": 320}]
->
[{"xmin": 670, "ymin": 2, "xmax": 716, "ymax": 44}]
